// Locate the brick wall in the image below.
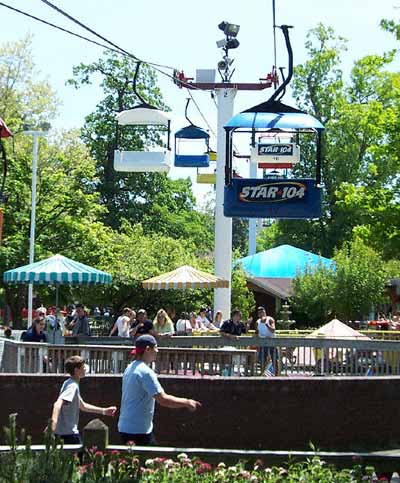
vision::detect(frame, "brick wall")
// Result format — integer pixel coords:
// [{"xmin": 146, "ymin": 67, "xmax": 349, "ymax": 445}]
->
[{"xmin": 0, "ymin": 374, "xmax": 399, "ymax": 450}]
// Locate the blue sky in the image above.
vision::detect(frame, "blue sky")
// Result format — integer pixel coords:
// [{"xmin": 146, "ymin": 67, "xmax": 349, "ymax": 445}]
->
[{"xmin": 1, "ymin": 0, "xmax": 399, "ymax": 202}]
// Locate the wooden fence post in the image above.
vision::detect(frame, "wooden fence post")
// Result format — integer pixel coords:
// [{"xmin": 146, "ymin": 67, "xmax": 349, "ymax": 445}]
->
[{"xmin": 82, "ymin": 418, "xmax": 109, "ymax": 451}]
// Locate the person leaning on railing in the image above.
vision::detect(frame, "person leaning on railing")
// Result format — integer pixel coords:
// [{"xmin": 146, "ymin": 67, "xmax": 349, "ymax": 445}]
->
[
  {"xmin": 153, "ymin": 309, "xmax": 175, "ymax": 337},
  {"xmin": 176, "ymin": 312, "xmax": 192, "ymax": 335},
  {"xmin": 110, "ymin": 307, "xmax": 132, "ymax": 337},
  {"xmin": 220, "ymin": 309, "xmax": 247, "ymax": 340},
  {"xmin": 21, "ymin": 317, "xmax": 47, "ymax": 342},
  {"xmin": 65, "ymin": 303, "xmax": 91, "ymax": 336},
  {"xmin": 129, "ymin": 309, "xmax": 156, "ymax": 338},
  {"xmin": 256, "ymin": 306, "xmax": 276, "ymax": 366}
]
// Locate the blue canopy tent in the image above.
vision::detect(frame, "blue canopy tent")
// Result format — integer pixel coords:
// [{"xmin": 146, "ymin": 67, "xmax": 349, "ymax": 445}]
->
[
  {"xmin": 236, "ymin": 245, "xmax": 334, "ymax": 314},
  {"xmin": 236, "ymin": 244, "xmax": 333, "ymax": 279}
]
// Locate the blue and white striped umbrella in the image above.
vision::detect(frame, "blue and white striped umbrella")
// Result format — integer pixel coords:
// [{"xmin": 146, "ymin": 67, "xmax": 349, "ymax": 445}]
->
[{"xmin": 3, "ymin": 254, "xmax": 112, "ymax": 285}]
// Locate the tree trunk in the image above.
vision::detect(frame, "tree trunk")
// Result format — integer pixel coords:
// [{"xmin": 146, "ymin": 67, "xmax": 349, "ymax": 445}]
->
[{"xmin": 4, "ymin": 285, "xmax": 26, "ymax": 329}]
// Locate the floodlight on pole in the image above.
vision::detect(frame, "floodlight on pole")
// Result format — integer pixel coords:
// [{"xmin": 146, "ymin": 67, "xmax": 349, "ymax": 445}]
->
[
  {"xmin": 217, "ymin": 20, "xmax": 240, "ymax": 82},
  {"xmin": 218, "ymin": 21, "xmax": 240, "ymax": 37},
  {"xmin": 24, "ymin": 125, "xmax": 49, "ymax": 327}
]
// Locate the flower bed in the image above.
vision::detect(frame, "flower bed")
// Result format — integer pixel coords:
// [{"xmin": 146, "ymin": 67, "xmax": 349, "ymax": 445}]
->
[{"xmin": 0, "ymin": 415, "xmax": 392, "ymax": 482}]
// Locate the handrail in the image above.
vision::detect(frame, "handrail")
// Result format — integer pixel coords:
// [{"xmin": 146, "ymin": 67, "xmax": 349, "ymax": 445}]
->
[{"xmin": 4, "ymin": 336, "xmax": 400, "ymax": 377}]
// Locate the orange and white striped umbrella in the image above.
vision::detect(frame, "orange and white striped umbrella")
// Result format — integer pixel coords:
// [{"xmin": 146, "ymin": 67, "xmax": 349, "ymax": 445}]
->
[{"xmin": 142, "ymin": 265, "xmax": 229, "ymax": 290}]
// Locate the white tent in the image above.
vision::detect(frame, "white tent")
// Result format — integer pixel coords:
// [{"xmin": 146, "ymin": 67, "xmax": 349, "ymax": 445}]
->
[{"xmin": 292, "ymin": 319, "xmax": 370, "ymax": 368}]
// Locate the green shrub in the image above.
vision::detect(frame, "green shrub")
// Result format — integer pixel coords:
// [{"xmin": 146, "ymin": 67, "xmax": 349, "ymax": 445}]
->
[{"xmin": 0, "ymin": 415, "xmax": 381, "ymax": 482}]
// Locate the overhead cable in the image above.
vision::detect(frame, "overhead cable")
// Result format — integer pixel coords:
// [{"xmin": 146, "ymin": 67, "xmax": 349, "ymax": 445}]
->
[{"xmin": 0, "ymin": 2, "xmax": 124, "ymax": 56}]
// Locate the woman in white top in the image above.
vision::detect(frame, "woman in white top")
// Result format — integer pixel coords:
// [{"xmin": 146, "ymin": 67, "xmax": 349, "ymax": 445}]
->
[
  {"xmin": 189, "ymin": 312, "xmax": 207, "ymax": 332},
  {"xmin": 110, "ymin": 307, "xmax": 132, "ymax": 337},
  {"xmin": 176, "ymin": 312, "xmax": 192, "ymax": 334}
]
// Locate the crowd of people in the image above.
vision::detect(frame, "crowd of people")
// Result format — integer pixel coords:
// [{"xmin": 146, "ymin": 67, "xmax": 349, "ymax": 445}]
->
[{"xmin": 4, "ymin": 303, "xmax": 277, "ymax": 367}]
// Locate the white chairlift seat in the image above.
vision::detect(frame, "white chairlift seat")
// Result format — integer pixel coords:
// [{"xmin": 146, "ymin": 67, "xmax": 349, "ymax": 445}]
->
[
  {"xmin": 114, "ymin": 150, "xmax": 171, "ymax": 173},
  {"xmin": 116, "ymin": 108, "xmax": 170, "ymax": 126}
]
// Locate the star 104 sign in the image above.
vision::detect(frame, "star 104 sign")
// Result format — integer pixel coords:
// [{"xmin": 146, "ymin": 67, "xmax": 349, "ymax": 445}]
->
[{"xmin": 224, "ymin": 178, "xmax": 322, "ymax": 219}]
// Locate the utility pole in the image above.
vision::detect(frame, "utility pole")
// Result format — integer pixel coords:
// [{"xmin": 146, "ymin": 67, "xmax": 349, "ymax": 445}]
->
[
  {"xmin": 176, "ymin": 21, "xmax": 273, "ymax": 318},
  {"xmin": 248, "ymin": 162, "xmax": 258, "ymax": 255},
  {"xmin": 214, "ymin": 88, "xmax": 235, "ymax": 317}
]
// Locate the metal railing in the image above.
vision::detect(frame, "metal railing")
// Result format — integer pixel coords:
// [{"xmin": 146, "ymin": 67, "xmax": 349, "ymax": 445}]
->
[{"xmin": 3, "ymin": 336, "xmax": 400, "ymax": 376}]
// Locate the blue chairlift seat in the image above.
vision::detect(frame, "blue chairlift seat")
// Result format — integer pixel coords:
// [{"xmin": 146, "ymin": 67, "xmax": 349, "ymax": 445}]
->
[
  {"xmin": 223, "ymin": 100, "xmax": 325, "ymax": 219},
  {"xmin": 174, "ymin": 125, "xmax": 210, "ymax": 168}
]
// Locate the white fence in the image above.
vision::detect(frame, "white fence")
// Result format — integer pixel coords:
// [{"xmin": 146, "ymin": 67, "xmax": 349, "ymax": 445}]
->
[{"xmin": 2, "ymin": 336, "xmax": 400, "ymax": 376}]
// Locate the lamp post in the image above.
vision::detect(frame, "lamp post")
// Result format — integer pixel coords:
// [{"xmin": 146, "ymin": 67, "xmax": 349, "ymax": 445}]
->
[{"xmin": 24, "ymin": 128, "xmax": 48, "ymax": 327}]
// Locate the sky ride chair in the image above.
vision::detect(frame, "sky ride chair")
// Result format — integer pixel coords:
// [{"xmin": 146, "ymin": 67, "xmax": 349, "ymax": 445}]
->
[
  {"xmin": 197, "ymin": 150, "xmax": 217, "ymax": 184},
  {"xmin": 114, "ymin": 62, "xmax": 171, "ymax": 173},
  {"xmin": 174, "ymin": 98, "xmax": 210, "ymax": 168},
  {"xmin": 223, "ymin": 25, "xmax": 325, "ymax": 219}
]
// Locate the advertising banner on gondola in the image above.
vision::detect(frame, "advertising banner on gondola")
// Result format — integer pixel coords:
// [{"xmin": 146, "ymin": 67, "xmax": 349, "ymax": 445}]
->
[{"xmin": 224, "ymin": 178, "xmax": 321, "ymax": 219}]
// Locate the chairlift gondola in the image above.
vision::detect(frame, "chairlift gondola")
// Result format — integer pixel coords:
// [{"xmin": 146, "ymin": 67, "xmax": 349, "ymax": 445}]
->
[
  {"xmin": 196, "ymin": 150, "xmax": 217, "ymax": 183},
  {"xmin": 174, "ymin": 99, "xmax": 210, "ymax": 168},
  {"xmin": 114, "ymin": 62, "xmax": 171, "ymax": 173},
  {"xmin": 223, "ymin": 25, "xmax": 325, "ymax": 219}
]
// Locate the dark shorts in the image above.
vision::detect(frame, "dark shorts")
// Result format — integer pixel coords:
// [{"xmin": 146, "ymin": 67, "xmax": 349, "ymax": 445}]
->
[
  {"xmin": 56, "ymin": 433, "xmax": 82, "ymax": 444},
  {"xmin": 119, "ymin": 431, "xmax": 156, "ymax": 446}
]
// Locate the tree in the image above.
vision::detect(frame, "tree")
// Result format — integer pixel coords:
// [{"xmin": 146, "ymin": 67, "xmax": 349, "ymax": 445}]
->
[
  {"xmin": 0, "ymin": 35, "xmax": 57, "ymax": 128},
  {"xmin": 290, "ymin": 239, "xmax": 396, "ymax": 325},
  {"xmin": 230, "ymin": 265, "xmax": 255, "ymax": 320},
  {"xmin": 68, "ymin": 51, "xmax": 213, "ymax": 253}
]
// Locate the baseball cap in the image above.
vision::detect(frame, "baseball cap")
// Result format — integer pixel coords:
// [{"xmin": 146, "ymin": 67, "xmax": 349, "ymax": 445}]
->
[
  {"xmin": 257, "ymin": 306, "xmax": 265, "ymax": 311},
  {"xmin": 130, "ymin": 334, "xmax": 157, "ymax": 355}
]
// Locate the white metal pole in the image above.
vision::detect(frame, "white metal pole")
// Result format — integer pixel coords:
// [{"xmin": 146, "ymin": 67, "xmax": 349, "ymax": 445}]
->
[
  {"xmin": 214, "ymin": 88, "xmax": 236, "ymax": 319},
  {"xmin": 27, "ymin": 133, "xmax": 39, "ymax": 327},
  {"xmin": 25, "ymin": 131, "xmax": 47, "ymax": 326},
  {"xmin": 248, "ymin": 161, "xmax": 258, "ymax": 255}
]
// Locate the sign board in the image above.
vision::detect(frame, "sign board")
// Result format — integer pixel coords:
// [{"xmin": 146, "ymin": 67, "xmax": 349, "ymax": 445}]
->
[
  {"xmin": 250, "ymin": 143, "xmax": 300, "ymax": 168},
  {"xmin": 224, "ymin": 178, "xmax": 321, "ymax": 219}
]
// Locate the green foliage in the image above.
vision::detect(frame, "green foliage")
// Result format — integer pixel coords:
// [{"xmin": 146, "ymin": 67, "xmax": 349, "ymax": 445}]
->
[
  {"xmin": 290, "ymin": 262, "xmax": 335, "ymax": 325},
  {"xmin": 0, "ymin": 414, "xmax": 75, "ymax": 483},
  {"xmin": 0, "ymin": 420, "xmax": 376, "ymax": 483},
  {"xmin": 0, "ymin": 35, "xmax": 58, "ymax": 128},
  {"xmin": 332, "ymin": 239, "xmax": 390, "ymax": 320},
  {"xmin": 257, "ymin": 23, "xmax": 400, "ymax": 261},
  {"xmin": 290, "ymin": 239, "xmax": 397, "ymax": 324},
  {"xmin": 231, "ymin": 265, "xmax": 255, "ymax": 320}
]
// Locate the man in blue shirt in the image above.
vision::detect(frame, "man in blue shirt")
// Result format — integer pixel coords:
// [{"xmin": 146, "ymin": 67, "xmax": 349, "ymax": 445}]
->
[
  {"xmin": 118, "ymin": 334, "xmax": 201, "ymax": 445},
  {"xmin": 22, "ymin": 317, "xmax": 47, "ymax": 342}
]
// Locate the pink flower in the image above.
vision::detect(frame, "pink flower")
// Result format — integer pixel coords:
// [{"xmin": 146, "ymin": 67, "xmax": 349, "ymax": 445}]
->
[{"xmin": 196, "ymin": 462, "xmax": 212, "ymax": 474}]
